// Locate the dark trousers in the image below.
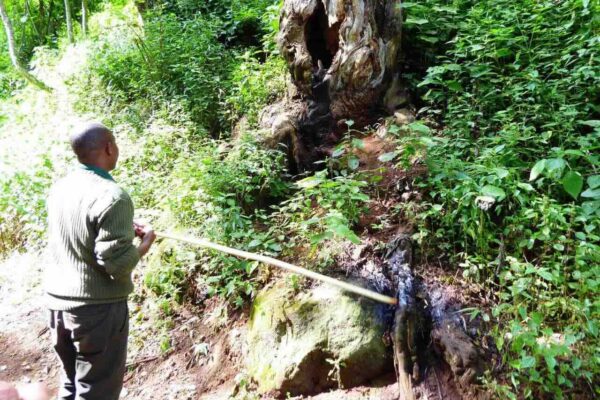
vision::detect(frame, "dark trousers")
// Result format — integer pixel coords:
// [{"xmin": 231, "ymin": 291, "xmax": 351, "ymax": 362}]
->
[{"xmin": 49, "ymin": 302, "xmax": 129, "ymax": 400}]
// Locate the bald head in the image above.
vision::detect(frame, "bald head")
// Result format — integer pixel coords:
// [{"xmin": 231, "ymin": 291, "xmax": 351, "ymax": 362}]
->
[{"xmin": 70, "ymin": 122, "xmax": 119, "ymax": 170}]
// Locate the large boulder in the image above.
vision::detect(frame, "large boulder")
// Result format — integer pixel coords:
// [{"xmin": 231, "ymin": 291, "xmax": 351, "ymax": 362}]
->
[{"xmin": 246, "ymin": 280, "xmax": 392, "ymax": 397}]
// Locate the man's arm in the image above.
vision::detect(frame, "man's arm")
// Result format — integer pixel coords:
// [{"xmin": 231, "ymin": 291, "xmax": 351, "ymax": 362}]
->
[{"xmin": 95, "ymin": 197, "xmax": 144, "ymax": 279}]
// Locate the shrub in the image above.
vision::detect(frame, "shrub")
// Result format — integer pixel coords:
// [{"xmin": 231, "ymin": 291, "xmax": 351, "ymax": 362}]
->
[
  {"xmin": 87, "ymin": 11, "xmax": 236, "ymax": 132},
  {"xmin": 168, "ymin": 135, "xmax": 290, "ymax": 226},
  {"xmin": 0, "ymin": 155, "xmax": 53, "ymax": 256},
  {"xmin": 398, "ymin": 0, "xmax": 600, "ymax": 397},
  {"xmin": 273, "ymin": 169, "xmax": 370, "ymax": 249},
  {"xmin": 160, "ymin": 136, "xmax": 289, "ymax": 305},
  {"xmin": 225, "ymin": 52, "xmax": 286, "ymax": 127}
]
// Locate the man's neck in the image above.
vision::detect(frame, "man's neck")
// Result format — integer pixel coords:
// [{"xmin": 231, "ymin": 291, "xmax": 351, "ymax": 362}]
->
[{"xmin": 82, "ymin": 160, "xmax": 111, "ymax": 172}]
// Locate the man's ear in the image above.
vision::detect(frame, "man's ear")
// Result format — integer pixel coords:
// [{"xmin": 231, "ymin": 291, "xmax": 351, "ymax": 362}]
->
[{"xmin": 105, "ymin": 140, "xmax": 114, "ymax": 156}]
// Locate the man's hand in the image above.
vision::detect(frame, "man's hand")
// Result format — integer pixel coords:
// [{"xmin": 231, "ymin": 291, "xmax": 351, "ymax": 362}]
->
[
  {"xmin": 16, "ymin": 383, "xmax": 51, "ymax": 400},
  {"xmin": 0, "ymin": 382, "xmax": 19, "ymax": 400},
  {"xmin": 133, "ymin": 221, "xmax": 147, "ymax": 239},
  {"xmin": 135, "ymin": 221, "xmax": 156, "ymax": 258}
]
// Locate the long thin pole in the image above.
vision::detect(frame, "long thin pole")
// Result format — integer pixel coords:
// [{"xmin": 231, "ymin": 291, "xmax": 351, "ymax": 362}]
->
[{"xmin": 156, "ymin": 231, "xmax": 398, "ymax": 305}]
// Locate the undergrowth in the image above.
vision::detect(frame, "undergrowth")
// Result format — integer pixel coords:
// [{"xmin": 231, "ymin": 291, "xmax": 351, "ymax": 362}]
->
[{"xmin": 397, "ymin": 0, "xmax": 600, "ymax": 397}]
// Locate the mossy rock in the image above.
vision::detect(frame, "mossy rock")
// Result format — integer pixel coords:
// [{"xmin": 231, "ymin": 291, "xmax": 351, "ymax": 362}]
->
[{"xmin": 246, "ymin": 281, "xmax": 392, "ymax": 397}]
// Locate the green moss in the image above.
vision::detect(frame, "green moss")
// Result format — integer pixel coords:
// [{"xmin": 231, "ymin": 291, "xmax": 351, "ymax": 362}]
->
[{"xmin": 246, "ymin": 281, "xmax": 391, "ymax": 395}]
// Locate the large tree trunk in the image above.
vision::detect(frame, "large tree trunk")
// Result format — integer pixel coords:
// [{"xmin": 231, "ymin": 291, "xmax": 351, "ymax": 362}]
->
[
  {"xmin": 63, "ymin": 0, "xmax": 73, "ymax": 43},
  {"xmin": 0, "ymin": 0, "xmax": 51, "ymax": 91},
  {"xmin": 259, "ymin": 0, "xmax": 403, "ymax": 171},
  {"xmin": 278, "ymin": 0, "xmax": 403, "ymax": 121}
]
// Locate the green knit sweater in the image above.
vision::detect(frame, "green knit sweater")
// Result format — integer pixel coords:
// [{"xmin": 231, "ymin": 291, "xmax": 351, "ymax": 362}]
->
[{"xmin": 45, "ymin": 164, "xmax": 140, "ymax": 310}]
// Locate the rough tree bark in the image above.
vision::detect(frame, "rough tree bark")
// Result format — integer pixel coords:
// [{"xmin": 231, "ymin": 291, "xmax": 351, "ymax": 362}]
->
[
  {"xmin": 63, "ymin": 0, "xmax": 73, "ymax": 43},
  {"xmin": 279, "ymin": 0, "xmax": 403, "ymax": 120},
  {"xmin": 259, "ymin": 0, "xmax": 404, "ymax": 171},
  {"xmin": 0, "ymin": 0, "xmax": 51, "ymax": 91}
]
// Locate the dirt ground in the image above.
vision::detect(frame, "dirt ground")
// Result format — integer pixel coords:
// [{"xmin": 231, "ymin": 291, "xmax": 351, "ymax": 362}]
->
[{"xmin": 0, "ymin": 250, "xmax": 405, "ymax": 400}]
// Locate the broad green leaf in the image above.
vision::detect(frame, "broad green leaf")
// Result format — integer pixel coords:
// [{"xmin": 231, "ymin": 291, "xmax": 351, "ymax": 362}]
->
[
  {"xmin": 297, "ymin": 176, "xmax": 322, "ymax": 189},
  {"xmin": 564, "ymin": 149, "xmax": 584, "ymax": 157},
  {"xmin": 348, "ymin": 156, "xmax": 360, "ymax": 170},
  {"xmin": 581, "ymin": 200, "xmax": 600, "ymax": 216},
  {"xmin": 247, "ymin": 239, "xmax": 262, "ymax": 248},
  {"xmin": 328, "ymin": 222, "xmax": 360, "ymax": 244},
  {"xmin": 537, "ymin": 269, "xmax": 554, "ymax": 281},
  {"xmin": 579, "ymin": 120, "xmax": 600, "ymax": 127},
  {"xmin": 398, "ymin": 2, "xmax": 417, "ymax": 8},
  {"xmin": 332, "ymin": 147, "xmax": 345, "ymax": 158},
  {"xmin": 587, "ymin": 175, "xmax": 600, "ymax": 189},
  {"xmin": 481, "ymin": 185, "xmax": 506, "ymax": 200},
  {"xmin": 545, "ymin": 355, "xmax": 557, "ymax": 370},
  {"xmin": 529, "ymin": 159, "xmax": 546, "ymax": 181},
  {"xmin": 545, "ymin": 158, "xmax": 566, "ymax": 178},
  {"xmin": 520, "ymin": 355, "xmax": 536, "ymax": 369},
  {"xmin": 351, "ymin": 138, "xmax": 365, "ymax": 150},
  {"xmin": 446, "ymin": 80, "xmax": 463, "ymax": 91},
  {"xmin": 517, "ymin": 182, "xmax": 534, "ymax": 192},
  {"xmin": 405, "ymin": 17, "xmax": 429, "ymax": 25},
  {"xmin": 378, "ymin": 152, "xmax": 397, "ymax": 162},
  {"xmin": 494, "ymin": 168, "xmax": 509, "ymax": 179},
  {"xmin": 562, "ymin": 171, "xmax": 583, "ymax": 199},
  {"xmin": 581, "ymin": 188, "xmax": 600, "ymax": 199},
  {"xmin": 407, "ymin": 122, "xmax": 431, "ymax": 134},
  {"xmin": 268, "ymin": 243, "xmax": 282, "ymax": 252},
  {"xmin": 444, "ymin": 64, "xmax": 461, "ymax": 71}
]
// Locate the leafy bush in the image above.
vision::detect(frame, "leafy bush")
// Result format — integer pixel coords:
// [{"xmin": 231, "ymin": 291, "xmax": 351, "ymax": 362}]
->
[
  {"xmin": 88, "ymin": 11, "xmax": 236, "ymax": 132},
  {"xmin": 398, "ymin": 0, "xmax": 600, "ymax": 397},
  {"xmin": 225, "ymin": 52, "xmax": 286, "ymax": 127},
  {"xmin": 144, "ymin": 241, "xmax": 197, "ymax": 303},
  {"xmin": 222, "ymin": 0, "xmax": 284, "ymax": 128},
  {"xmin": 160, "ymin": 136, "xmax": 289, "ymax": 305},
  {"xmin": 0, "ymin": 155, "xmax": 53, "ymax": 256},
  {"xmin": 169, "ymin": 135, "xmax": 290, "ymax": 222},
  {"xmin": 274, "ymin": 169, "xmax": 370, "ymax": 248}
]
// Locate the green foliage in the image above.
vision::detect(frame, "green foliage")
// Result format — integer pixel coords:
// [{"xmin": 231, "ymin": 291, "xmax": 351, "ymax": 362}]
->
[
  {"xmin": 144, "ymin": 242, "xmax": 197, "ymax": 303},
  {"xmin": 164, "ymin": 136, "xmax": 289, "ymax": 305},
  {"xmin": 399, "ymin": 0, "xmax": 600, "ymax": 397},
  {"xmin": 0, "ymin": 56, "xmax": 23, "ymax": 99},
  {"xmin": 225, "ymin": 52, "xmax": 286, "ymax": 127},
  {"xmin": 0, "ymin": 155, "xmax": 53, "ymax": 256},
  {"xmin": 87, "ymin": 11, "xmax": 235, "ymax": 132},
  {"xmin": 274, "ymin": 169, "xmax": 370, "ymax": 248},
  {"xmin": 201, "ymin": 255, "xmax": 261, "ymax": 308},
  {"xmin": 169, "ymin": 135, "xmax": 290, "ymax": 222},
  {"xmin": 223, "ymin": 0, "xmax": 284, "ymax": 128}
]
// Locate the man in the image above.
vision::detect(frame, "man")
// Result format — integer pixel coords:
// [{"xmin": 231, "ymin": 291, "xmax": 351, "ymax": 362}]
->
[{"xmin": 45, "ymin": 122, "xmax": 156, "ymax": 400}]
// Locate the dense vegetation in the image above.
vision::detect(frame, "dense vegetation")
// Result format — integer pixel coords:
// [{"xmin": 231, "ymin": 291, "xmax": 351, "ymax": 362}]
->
[
  {"xmin": 398, "ymin": 1, "xmax": 599, "ymax": 397},
  {"xmin": 0, "ymin": 0, "xmax": 598, "ymax": 398}
]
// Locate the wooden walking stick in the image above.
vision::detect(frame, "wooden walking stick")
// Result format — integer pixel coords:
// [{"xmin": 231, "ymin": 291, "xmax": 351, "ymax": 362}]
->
[{"xmin": 156, "ymin": 231, "xmax": 398, "ymax": 305}]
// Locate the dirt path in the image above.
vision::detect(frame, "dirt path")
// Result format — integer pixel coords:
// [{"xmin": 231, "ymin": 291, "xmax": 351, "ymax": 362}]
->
[
  {"xmin": 0, "ymin": 251, "xmax": 228, "ymax": 399},
  {"xmin": 0, "ymin": 252, "xmax": 56, "ymax": 384}
]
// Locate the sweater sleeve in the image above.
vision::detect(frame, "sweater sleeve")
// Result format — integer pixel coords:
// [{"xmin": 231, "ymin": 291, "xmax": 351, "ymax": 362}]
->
[{"xmin": 94, "ymin": 196, "xmax": 140, "ymax": 279}]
